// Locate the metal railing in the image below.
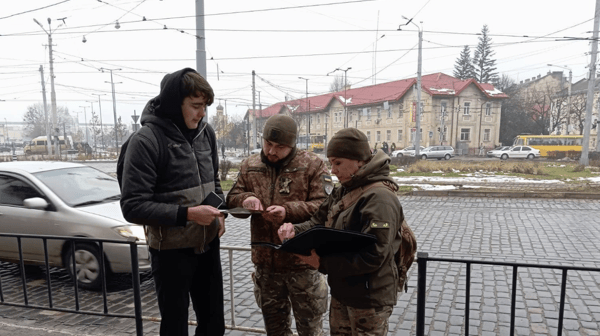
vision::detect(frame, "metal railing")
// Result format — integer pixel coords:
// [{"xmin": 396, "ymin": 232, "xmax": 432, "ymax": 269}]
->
[
  {"xmin": 0, "ymin": 233, "xmax": 144, "ymax": 335},
  {"xmin": 0, "ymin": 233, "xmax": 267, "ymax": 335},
  {"xmin": 415, "ymin": 252, "xmax": 600, "ymax": 336}
]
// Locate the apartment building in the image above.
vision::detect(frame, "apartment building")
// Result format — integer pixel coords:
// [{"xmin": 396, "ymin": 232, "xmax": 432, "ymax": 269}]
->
[{"xmin": 246, "ymin": 72, "xmax": 508, "ymax": 154}]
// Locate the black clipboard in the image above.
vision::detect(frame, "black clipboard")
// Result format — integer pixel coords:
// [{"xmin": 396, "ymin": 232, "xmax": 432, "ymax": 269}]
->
[{"xmin": 252, "ymin": 226, "xmax": 377, "ymax": 256}]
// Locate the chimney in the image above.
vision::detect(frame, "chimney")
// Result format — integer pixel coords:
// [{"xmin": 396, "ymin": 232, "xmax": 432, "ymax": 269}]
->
[{"xmin": 537, "ymin": 74, "xmax": 541, "ymax": 79}]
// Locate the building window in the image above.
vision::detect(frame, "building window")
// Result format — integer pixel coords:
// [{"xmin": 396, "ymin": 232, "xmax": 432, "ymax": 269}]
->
[
  {"xmin": 387, "ymin": 108, "xmax": 392, "ymax": 119},
  {"xmin": 397, "ymin": 129, "xmax": 403, "ymax": 141},
  {"xmin": 317, "ymin": 114, "xmax": 321, "ymax": 124},
  {"xmin": 357, "ymin": 109, "xmax": 362, "ymax": 121},
  {"xmin": 349, "ymin": 112, "xmax": 353, "ymax": 122},
  {"xmin": 376, "ymin": 131, "xmax": 381, "ymax": 142},
  {"xmin": 463, "ymin": 102, "xmax": 471, "ymax": 115},
  {"xmin": 484, "ymin": 129, "xmax": 491, "ymax": 141},
  {"xmin": 485, "ymin": 103, "xmax": 491, "ymax": 116},
  {"xmin": 386, "ymin": 130, "xmax": 391, "ymax": 141},
  {"xmin": 366, "ymin": 108, "xmax": 372, "ymax": 120},
  {"xmin": 460, "ymin": 128, "xmax": 471, "ymax": 141},
  {"xmin": 377, "ymin": 108, "xmax": 382, "ymax": 120},
  {"xmin": 366, "ymin": 131, "xmax": 371, "ymax": 142}
]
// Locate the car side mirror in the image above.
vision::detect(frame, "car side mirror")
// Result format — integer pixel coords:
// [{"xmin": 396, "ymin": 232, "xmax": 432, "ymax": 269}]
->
[{"xmin": 23, "ymin": 197, "xmax": 49, "ymax": 210}]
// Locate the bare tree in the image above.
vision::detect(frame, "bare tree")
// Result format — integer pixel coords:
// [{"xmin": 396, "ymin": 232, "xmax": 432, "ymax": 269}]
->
[
  {"xmin": 23, "ymin": 103, "xmax": 73, "ymax": 138},
  {"xmin": 570, "ymin": 94, "xmax": 587, "ymax": 135},
  {"xmin": 329, "ymin": 74, "xmax": 348, "ymax": 93},
  {"xmin": 90, "ymin": 110, "xmax": 101, "ymax": 152}
]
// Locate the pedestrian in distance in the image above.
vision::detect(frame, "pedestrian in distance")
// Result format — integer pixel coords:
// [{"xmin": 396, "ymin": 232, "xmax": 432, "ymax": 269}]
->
[
  {"xmin": 120, "ymin": 68, "xmax": 226, "ymax": 336},
  {"xmin": 221, "ymin": 142, "xmax": 225, "ymax": 160},
  {"xmin": 278, "ymin": 128, "xmax": 404, "ymax": 336},
  {"xmin": 227, "ymin": 114, "xmax": 329, "ymax": 336},
  {"xmin": 479, "ymin": 143, "xmax": 485, "ymax": 156},
  {"xmin": 391, "ymin": 142, "xmax": 396, "ymax": 153}
]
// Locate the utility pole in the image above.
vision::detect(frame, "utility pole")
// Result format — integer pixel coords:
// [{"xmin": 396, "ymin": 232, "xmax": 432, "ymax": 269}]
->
[
  {"xmin": 92, "ymin": 93, "xmax": 106, "ymax": 149},
  {"xmin": 79, "ymin": 106, "xmax": 89, "ymax": 144},
  {"xmin": 34, "ymin": 18, "xmax": 62, "ymax": 157},
  {"xmin": 195, "ymin": 0, "xmax": 208, "ymax": 122},
  {"xmin": 39, "ymin": 65, "xmax": 52, "ymax": 156},
  {"xmin": 101, "ymin": 68, "xmax": 122, "ymax": 152},
  {"xmin": 581, "ymin": 0, "xmax": 600, "ymax": 165},
  {"xmin": 252, "ymin": 70, "xmax": 257, "ymax": 150},
  {"xmin": 399, "ymin": 17, "xmax": 423, "ymax": 157}
]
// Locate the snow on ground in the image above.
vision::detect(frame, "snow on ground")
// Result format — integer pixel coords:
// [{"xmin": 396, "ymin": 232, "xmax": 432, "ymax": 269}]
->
[{"xmin": 392, "ymin": 175, "xmax": 565, "ymax": 185}]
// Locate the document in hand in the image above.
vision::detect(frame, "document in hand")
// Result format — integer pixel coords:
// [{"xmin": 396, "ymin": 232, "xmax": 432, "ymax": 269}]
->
[{"xmin": 251, "ymin": 226, "xmax": 377, "ymax": 256}]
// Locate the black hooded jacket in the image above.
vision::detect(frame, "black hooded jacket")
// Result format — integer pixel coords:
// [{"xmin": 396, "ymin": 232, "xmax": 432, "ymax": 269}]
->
[{"xmin": 120, "ymin": 68, "xmax": 223, "ymax": 252}]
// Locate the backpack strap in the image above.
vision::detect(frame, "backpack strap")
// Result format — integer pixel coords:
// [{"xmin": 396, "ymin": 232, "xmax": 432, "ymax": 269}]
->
[
  {"xmin": 145, "ymin": 123, "xmax": 168, "ymax": 178},
  {"xmin": 325, "ymin": 180, "xmax": 397, "ymax": 227}
]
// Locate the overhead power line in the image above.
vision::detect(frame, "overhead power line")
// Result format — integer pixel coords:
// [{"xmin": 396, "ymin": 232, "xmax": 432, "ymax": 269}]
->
[{"xmin": 0, "ymin": 0, "xmax": 71, "ymax": 20}]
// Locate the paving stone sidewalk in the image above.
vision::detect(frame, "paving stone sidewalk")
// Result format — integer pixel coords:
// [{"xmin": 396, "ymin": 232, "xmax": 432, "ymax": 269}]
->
[{"xmin": 1, "ymin": 196, "xmax": 600, "ymax": 335}]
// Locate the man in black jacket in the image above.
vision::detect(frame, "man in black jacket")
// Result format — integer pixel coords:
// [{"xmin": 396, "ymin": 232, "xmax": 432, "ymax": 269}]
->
[{"xmin": 121, "ymin": 68, "xmax": 225, "ymax": 336}]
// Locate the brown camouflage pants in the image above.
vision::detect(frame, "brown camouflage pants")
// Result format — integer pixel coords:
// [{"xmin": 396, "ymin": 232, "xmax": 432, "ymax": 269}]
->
[
  {"xmin": 252, "ymin": 266, "xmax": 328, "ymax": 336},
  {"xmin": 329, "ymin": 296, "xmax": 393, "ymax": 336}
]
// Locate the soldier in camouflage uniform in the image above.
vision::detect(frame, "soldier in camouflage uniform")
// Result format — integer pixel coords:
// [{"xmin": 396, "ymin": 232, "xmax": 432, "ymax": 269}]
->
[
  {"xmin": 226, "ymin": 115, "xmax": 329, "ymax": 336},
  {"xmin": 279, "ymin": 128, "xmax": 404, "ymax": 336}
]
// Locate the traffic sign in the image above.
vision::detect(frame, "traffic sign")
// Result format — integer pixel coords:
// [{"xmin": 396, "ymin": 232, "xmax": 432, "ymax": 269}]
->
[{"xmin": 131, "ymin": 115, "xmax": 139, "ymax": 123}]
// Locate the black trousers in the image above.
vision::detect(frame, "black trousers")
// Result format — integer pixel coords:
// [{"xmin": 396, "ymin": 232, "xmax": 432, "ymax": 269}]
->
[{"xmin": 150, "ymin": 238, "xmax": 225, "ymax": 336}]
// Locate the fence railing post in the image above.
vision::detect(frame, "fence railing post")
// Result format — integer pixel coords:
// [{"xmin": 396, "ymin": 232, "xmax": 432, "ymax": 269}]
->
[
  {"xmin": 416, "ymin": 252, "xmax": 428, "ymax": 336},
  {"xmin": 129, "ymin": 242, "xmax": 144, "ymax": 336}
]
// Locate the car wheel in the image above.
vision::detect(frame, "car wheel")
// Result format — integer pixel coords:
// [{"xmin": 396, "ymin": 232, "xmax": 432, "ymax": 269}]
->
[
  {"xmin": 444, "ymin": 154, "xmax": 451, "ymax": 160},
  {"xmin": 421, "ymin": 154, "xmax": 427, "ymax": 160},
  {"xmin": 396, "ymin": 153, "xmax": 403, "ymax": 157},
  {"xmin": 527, "ymin": 154, "xmax": 534, "ymax": 159},
  {"xmin": 63, "ymin": 242, "xmax": 105, "ymax": 290},
  {"xmin": 501, "ymin": 153, "xmax": 508, "ymax": 160}
]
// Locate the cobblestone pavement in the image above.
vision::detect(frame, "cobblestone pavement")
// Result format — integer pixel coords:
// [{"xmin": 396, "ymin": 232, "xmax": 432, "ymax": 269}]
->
[{"xmin": 1, "ymin": 196, "xmax": 600, "ymax": 335}]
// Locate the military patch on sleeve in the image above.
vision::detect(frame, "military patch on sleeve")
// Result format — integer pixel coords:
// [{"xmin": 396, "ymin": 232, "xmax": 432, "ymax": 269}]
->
[
  {"xmin": 322, "ymin": 174, "xmax": 334, "ymax": 195},
  {"xmin": 370, "ymin": 222, "xmax": 390, "ymax": 229}
]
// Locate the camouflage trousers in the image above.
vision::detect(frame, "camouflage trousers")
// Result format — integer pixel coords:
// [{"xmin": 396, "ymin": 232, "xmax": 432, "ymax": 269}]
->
[
  {"xmin": 329, "ymin": 296, "xmax": 393, "ymax": 336},
  {"xmin": 252, "ymin": 266, "xmax": 328, "ymax": 336}
]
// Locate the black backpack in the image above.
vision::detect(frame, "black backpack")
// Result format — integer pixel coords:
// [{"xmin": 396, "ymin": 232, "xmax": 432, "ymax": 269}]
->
[{"xmin": 117, "ymin": 123, "xmax": 168, "ymax": 190}]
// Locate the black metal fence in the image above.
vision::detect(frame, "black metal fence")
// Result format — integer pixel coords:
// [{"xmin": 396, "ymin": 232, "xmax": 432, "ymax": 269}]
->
[
  {"xmin": 0, "ymin": 232, "xmax": 144, "ymax": 336},
  {"xmin": 415, "ymin": 252, "xmax": 600, "ymax": 336}
]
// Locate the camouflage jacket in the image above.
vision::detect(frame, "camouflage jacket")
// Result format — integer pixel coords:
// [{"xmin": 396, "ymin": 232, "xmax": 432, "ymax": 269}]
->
[
  {"xmin": 295, "ymin": 150, "xmax": 403, "ymax": 308},
  {"xmin": 226, "ymin": 148, "xmax": 329, "ymax": 269}
]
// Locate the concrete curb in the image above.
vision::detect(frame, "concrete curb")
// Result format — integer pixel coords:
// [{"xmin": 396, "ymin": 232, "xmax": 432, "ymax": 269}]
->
[{"xmin": 410, "ymin": 189, "xmax": 600, "ymax": 199}]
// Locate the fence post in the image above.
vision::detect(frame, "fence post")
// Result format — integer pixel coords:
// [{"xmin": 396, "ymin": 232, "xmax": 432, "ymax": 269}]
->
[
  {"xmin": 129, "ymin": 242, "xmax": 144, "ymax": 336},
  {"xmin": 416, "ymin": 252, "xmax": 428, "ymax": 336}
]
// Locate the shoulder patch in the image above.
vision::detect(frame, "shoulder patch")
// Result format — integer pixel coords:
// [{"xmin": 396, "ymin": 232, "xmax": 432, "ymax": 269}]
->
[
  {"xmin": 322, "ymin": 174, "xmax": 334, "ymax": 195},
  {"xmin": 370, "ymin": 221, "xmax": 390, "ymax": 229}
]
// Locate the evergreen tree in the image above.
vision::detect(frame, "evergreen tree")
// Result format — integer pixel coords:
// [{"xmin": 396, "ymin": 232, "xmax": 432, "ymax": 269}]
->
[
  {"xmin": 472, "ymin": 25, "xmax": 498, "ymax": 83},
  {"xmin": 453, "ymin": 45, "xmax": 476, "ymax": 80}
]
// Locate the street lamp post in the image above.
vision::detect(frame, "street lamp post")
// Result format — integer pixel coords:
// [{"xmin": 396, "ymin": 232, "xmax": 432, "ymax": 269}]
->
[
  {"xmin": 327, "ymin": 68, "xmax": 352, "ymax": 128},
  {"xmin": 547, "ymin": 64, "xmax": 572, "ymax": 135},
  {"xmin": 92, "ymin": 94, "xmax": 106, "ymax": 150},
  {"xmin": 399, "ymin": 17, "xmax": 423, "ymax": 157},
  {"xmin": 299, "ymin": 77, "xmax": 310, "ymax": 149},
  {"xmin": 79, "ymin": 106, "xmax": 89, "ymax": 144}
]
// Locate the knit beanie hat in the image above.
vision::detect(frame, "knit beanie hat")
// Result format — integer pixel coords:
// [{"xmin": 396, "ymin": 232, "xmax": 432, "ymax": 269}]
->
[
  {"xmin": 263, "ymin": 115, "xmax": 297, "ymax": 148},
  {"xmin": 327, "ymin": 128, "xmax": 371, "ymax": 161}
]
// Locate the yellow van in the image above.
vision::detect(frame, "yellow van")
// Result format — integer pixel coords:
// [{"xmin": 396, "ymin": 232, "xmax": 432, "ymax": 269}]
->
[{"xmin": 24, "ymin": 136, "xmax": 72, "ymax": 155}]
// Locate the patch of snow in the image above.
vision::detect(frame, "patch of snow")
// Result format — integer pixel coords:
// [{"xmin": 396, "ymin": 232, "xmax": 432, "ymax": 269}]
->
[
  {"xmin": 485, "ymin": 88, "xmax": 503, "ymax": 96},
  {"xmin": 429, "ymin": 88, "xmax": 455, "ymax": 94},
  {"xmin": 392, "ymin": 175, "xmax": 565, "ymax": 184},
  {"xmin": 338, "ymin": 96, "xmax": 353, "ymax": 104}
]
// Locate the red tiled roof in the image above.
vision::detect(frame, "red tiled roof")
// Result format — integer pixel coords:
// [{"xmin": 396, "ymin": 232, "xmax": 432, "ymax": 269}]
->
[{"xmin": 253, "ymin": 73, "xmax": 507, "ymax": 119}]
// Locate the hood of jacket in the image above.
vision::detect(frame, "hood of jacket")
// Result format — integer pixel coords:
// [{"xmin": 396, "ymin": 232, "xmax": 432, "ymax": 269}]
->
[
  {"xmin": 140, "ymin": 68, "xmax": 200, "ymax": 141},
  {"xmin": 341, "ymin": 150, "xmax": 397, "ymax": 191}
]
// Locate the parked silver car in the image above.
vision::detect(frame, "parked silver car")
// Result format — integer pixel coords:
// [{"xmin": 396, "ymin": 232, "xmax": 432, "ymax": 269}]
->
[
  {"xmin": 411, "ymin": 146, "xmax": 455, "ymax": 160},
  {"xmin": 391, "ymin": 146, "xmax": 425, "ymax": 157},
  {"xmin": 486, "ymin": 146, "xmax": 510, "ymax": 157},
  {"xmin": 493, "ymin": 146, "xmax": 540, "ymax": 159},
  {"xmin": 0, "ymin": 161, "xmax": 150, "ymax": 289}
]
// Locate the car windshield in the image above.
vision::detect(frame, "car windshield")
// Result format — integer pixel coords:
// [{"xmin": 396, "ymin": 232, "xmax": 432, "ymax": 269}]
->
[{"xmin": 34, "ymin": 167, "xmax": 121, "ymax": 207}]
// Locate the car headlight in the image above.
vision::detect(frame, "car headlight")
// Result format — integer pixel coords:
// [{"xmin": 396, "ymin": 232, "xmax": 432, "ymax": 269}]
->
[{"xmin": 113, "ymin": 225, "xmax": 146, "ymax": 242}]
